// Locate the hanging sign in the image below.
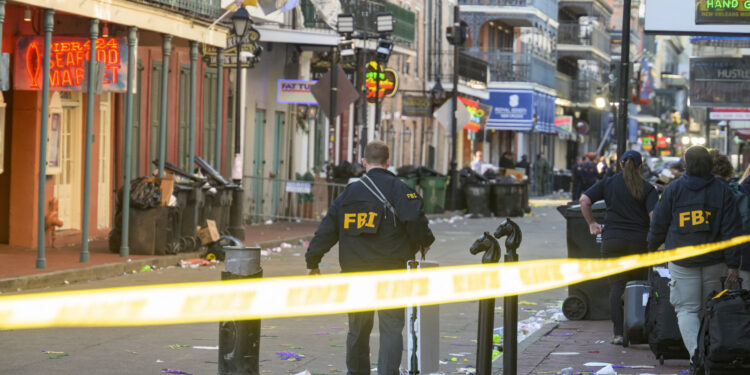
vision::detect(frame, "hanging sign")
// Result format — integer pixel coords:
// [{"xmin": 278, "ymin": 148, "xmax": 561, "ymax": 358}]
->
[
  {"xmin": 365, "ymin": 61, "xmax": 398, "ymax": 104},
  {"xmin": 458, "ymin": 96, "xmax": 490, "ymax": 133},
  {"xmin": 14, "ymin": 36, "xmax": 128, "ymax": 92},
  {"xmin": 277, "ymin": 79, "xmax": 318, "ymax": 105},
  {"xmin": 696, "ymin": 0, "xmax": 750, "ymax": 24}
]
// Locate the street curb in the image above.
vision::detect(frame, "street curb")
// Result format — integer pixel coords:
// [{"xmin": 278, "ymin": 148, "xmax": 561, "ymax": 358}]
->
[
  {"xmin": 0, "ymin": 234, "xmax": 315, "ymax": 293},
  {"xmin": 492, "ymin": 321, "xmax": 560, "ymax": 374}
]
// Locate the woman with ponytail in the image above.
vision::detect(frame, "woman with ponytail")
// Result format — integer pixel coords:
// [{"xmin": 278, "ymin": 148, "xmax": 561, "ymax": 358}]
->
[{"xmin": 579, "ymin": 150, "xmax": 659, "ymax": 345}]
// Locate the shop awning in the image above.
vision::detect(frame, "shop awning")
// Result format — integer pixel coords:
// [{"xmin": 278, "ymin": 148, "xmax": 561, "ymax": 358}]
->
[
  {"xmin": 631, "ymin": 114, "xmax": 661, "ymax": 123},
  {"xmin": 736, "ymin": 129, "xmax": 750, "ymax": 140}
]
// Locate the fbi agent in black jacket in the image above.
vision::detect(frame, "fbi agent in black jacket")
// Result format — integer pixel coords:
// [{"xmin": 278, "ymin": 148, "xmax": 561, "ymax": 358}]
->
[
  {"xmin": 305, "ymin": 141, "xmax": 435, "ymax": 375},
  {"xmin": 647, "ymin": 146, "xmax": 741, "ymax": 361}
]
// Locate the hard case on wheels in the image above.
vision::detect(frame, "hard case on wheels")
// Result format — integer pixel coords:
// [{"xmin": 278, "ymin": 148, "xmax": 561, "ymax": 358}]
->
[
  {"xmin": 693, "ymin": 287, "xmax": 750, "ymax": 375},
  {"xmin": 622, "ymin": 280, "xmax": 650, "ymax": 347},
  {"xmin": 645, "ymin": 267, "xmax": 690, "ymax": 365}
]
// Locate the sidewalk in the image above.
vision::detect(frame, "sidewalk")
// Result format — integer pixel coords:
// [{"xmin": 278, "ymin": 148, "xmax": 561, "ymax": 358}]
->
[
  {"xmin": 0, "ymin": 221, "xmax": 320, "ymax": 293},
  {"xmin": 512, "ymin": 319, "xmax": 691, "ymax": 375}
]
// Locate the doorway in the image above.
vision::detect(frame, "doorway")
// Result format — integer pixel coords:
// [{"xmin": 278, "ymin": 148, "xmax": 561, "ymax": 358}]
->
[
  {"xmin": 54, "ymin": 92, "xmax": 83, "ymax": 231},
  {"xmin": 98, "ymin": 93, "xmax": 112, "ymax": 230},
  {"xmin": 252, "ymin": 110, "xmax": 265, "ymax": 220},
  {"xmin": 271, "ymin": 111, "xmax": 284, "ymax": 217}
]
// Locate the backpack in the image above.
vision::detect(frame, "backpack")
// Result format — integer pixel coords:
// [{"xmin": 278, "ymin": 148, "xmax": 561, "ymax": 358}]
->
[{"xmin": 728, "ymin": 182, "xmax": 750, "ymax": 233}]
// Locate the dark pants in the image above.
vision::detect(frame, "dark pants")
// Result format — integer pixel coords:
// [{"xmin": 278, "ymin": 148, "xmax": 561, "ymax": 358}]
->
[
  {"xmin": 601, "ymin": 238, "xmax": 648, "ymax": 336},
  {"xmin": 347, "ymin": 308, "xmax": 405, "ymax": 375}
]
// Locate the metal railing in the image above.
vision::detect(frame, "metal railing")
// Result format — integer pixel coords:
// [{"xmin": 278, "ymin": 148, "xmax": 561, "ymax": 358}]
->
[
  {"xmin": 468, "ymin": 50, "xmax": 557, "ymax": 88},
  {"xmin": 137, "ymin": 0, "xmax": 222, "ymax": 20},
  {"xmin": 572, "ymin": 79, "xmax": 600, "ymax": 104},
  {"xmin": 458, "ymin": 0, "xmax": 558, "ymax": 20},
  {"xmin": 244, "ymin": 175, "xmax": 349, "ymax": 222},
  {"xmin": 299, "ymin": 0, "xmax": 416, "ymax": 44},
  {"xmin": 556, "ymin": 73, "xmax": 572, "ymax": 101},
  {"xmin": 558, "ymin": 22, "xmax": 611, "ymax": 54}
]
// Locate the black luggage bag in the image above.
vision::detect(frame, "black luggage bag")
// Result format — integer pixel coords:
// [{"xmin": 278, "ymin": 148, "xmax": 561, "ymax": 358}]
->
[
  {"xmin": 693, "ymin": 288, "xmax": 750, "ymax": 375},
  {"xmin": 623, "ymin": 280, "xmax": 650, "ymax": 347},
  {"xmin": 645, "ymin": 268, "xmax": 690, "ymax": 364}
]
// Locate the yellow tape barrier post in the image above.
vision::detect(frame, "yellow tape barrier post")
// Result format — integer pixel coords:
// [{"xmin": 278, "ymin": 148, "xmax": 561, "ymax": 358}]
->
[{"xmin": 1, "ymin": 235, "xmax": 749, "ymax": 330}]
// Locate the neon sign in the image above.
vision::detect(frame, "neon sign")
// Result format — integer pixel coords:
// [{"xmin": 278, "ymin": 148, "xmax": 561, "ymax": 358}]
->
[
  {"xmin": 458, "ymin": 97, "xmax": 489, "ymax": 133},
  {"xmin": 365, "ymin": 61, "xmax": 398, "ymax": 104},
  {"xmin": 15, "ymin": 36, "xmax": 128, "ymax": 92}
]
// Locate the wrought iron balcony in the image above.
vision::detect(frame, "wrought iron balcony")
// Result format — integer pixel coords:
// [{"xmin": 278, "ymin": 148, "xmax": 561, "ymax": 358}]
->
[
  {"xmin": 137, "ymin": 0, "xmax": 222, "ymax": 20},
  {"xmin": 458, "ymin": 0, "xmax": 558, "ymax": 21},
  {"xmin": 468, "ymin": 49, "xmax": 557, "ymax": 88},
  {"xmin": 556, "ymin": 72, "xmax": 572, "ymax": 101},
  {"xmin": 572, "ymin": 79, "xmax": 601, "ymax": 104},
  {"xmin": 558, "ymin": 22, "xmax": 611, "ymax": 55},
  {"xmin": 300, "ymin": 0, "xmax": 416, "ymax": 44}
]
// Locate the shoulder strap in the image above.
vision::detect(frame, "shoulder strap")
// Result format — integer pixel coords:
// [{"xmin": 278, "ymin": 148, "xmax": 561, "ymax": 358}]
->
[{"xmin": 360, "ymin": 175, "xmax": 398, "ymax": 226}]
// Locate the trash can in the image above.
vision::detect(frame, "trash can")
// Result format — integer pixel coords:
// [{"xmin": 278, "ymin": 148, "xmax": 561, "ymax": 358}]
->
[
  {"xmin": 420, "ymin": 176, "xmax": 448, "ymax": 214},
  {"xmin": 203, "ymin": 185, "xmax": 234, "ymax": 235},
  {"xmin": 490, "ymin": 183, "xmax": 525, "ymax": 217},
  {"xmin": 399, "ymin": 177, "xmax": 419, "ymax": 190},
  {"xmin": 557, "ymin": 201, "xmax": 608, "ymax": 320},
  {"xmin": 219, "ymin": 242, "xmax": 263, "ymax": 375},
  {"xmin": 464, "ymin": 183, "xmax": 491, "ymax": 217},
  {"xmin": 553, "ymin": 173, "xmax": 572, "ymax": 192}
]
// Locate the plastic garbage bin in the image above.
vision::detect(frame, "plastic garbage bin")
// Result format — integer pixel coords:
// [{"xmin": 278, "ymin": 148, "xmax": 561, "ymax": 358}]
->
[
  {"xmin": 399, "ymin": 177, "xmax": 419, "ymax": 190},
  {"xmin": 557, "ymin": 201, "xmax": 608, "ymax": 321},
  {"xmin": 420, "ymin": 176, "xmax": 448, "ymax": 214},
  {"xmin": 219, "ymin": 241, "xmax": 263, "ymax": 375},
  {"xmin": 490, "ymin": 183, "xmax": 525, "ymax": 217},
  {"xmin": 464, "ymin": 183, "xmax": 491, "ymax": 217}
]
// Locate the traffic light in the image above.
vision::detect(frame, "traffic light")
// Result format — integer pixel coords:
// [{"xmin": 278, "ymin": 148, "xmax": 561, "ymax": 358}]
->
[
  {"xmin": 375, "ymin": 38, "xmax": 393, "ymax": 63},
  {"xmin": 446, "ymin": 25, "xmax": 467, "ymax": 46}
]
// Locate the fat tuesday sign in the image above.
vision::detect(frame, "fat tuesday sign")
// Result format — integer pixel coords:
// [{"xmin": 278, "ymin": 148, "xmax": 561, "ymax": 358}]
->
[
  {"xmin": 14, "ymin": 36, "xmax": 127, "ymax": 92},
  {"xmin": 696, "ymin": 0, "xmax": 750, "ymax": 24},
  {"xmin": 277, "ymin": 79, "xmax": 317, "ymax": 105}
]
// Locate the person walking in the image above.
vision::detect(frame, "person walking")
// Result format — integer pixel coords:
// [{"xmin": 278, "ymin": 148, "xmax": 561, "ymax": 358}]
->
[
  {"xmin": 534, "ymin": 152, "xmax": 550, "ymax": 196},
  {"xmin": 472, "ymin": 150, "xmax": 483, "ymax": 174},
  {"xmin": 500, "ymin": 151, "xmax": 516, "ymax": 169},
  {"xmin": 305, "ymin": 141, "xmax": 435, "ymax": 375},
  {"xmin": 579, "ymin": 150, "xmax": 659, "ymax": 345},
  {"xmin": 647, "ymin": 146, "xmax": 741, "ymax": 364}
]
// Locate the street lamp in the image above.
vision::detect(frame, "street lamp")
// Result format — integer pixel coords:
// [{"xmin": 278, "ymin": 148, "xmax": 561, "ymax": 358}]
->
[
  {"xmin": 231, "ymin": 7, "xmax": 251, "ymax": 38},
  {"xmin": 595, "ymin": 96, "xmax": 606, "ymax": 109}
]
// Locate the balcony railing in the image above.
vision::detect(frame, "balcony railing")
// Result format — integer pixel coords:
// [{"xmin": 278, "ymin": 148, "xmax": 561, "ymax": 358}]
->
[
  {"xmin": 138, "ymin": 0, "xmax": 222, "ymax": 20},
  {"xmin": 468, "ymin": 50, "xmax": 556, "ymax": 88},
  {"xmin": 556, "ymin": 73, "xmax": 572, "ymax": 101},
  {"xmin": 300, "ymin": 0, "xmax": 415, "ymax": 44},
  {"xmin": 458, "ymin": 0, "xmax": 558, "ymax": 20},
  {"xmin": 572, "ymin": 79, "xmax": 600, "ymax": 103},
  {"xmin": 558, "ymin": 22, "xmax": 611, "ymax": 55},
  {"xmin": 428, "ymin": 50, "xmax": 488, "ymax": 88}
]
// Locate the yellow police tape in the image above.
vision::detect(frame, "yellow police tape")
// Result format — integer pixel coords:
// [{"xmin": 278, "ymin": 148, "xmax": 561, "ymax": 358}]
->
[{"xmin": 1, "ymin": 234, "xmax": 749, "ymax": 330}]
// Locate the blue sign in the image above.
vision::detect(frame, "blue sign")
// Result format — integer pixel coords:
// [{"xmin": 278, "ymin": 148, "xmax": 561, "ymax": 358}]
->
[{"xmin": 484, "ymin": 89, "xmax": 534, "ymax": 131}]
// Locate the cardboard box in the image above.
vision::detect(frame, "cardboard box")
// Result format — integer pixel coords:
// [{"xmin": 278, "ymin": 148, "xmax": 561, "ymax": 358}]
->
[
  {"xmin": 159, "ymin": 174, "xmax": 174, "ymax": 207},
  {"xmin": 504, "ymin": 168, "xmax": 525, "ymax": 181},
  {"xmin": 197, "ymin": 219, "xmax": 220, "ymax": 245}
]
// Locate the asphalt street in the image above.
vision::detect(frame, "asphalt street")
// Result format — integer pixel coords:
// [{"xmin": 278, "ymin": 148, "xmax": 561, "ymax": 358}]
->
[{"xmin": 0, "ymin": 199, "xmax": 571, "ymax": 375}]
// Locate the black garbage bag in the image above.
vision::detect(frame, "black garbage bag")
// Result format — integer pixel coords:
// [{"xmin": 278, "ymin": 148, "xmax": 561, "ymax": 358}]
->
[
  {"xmin": 397, "ymin": 165, "xmax": 420, "ymax": 178},
  {"xmin": 332, "ymin": 161, "xmax": 354, "ymax": 182},
  {"xmin": 459, "ymin": 167, "xmax": 488, "ymax": 185},
  {"xmin": 130, "ymin": 177, "xmax": 161, "ymax": 209},
  {"xmin": 483, "ymin": 168, "xmax": 499, "ymax": 180},
  {"xmin": 351, "ymin": 163, "xmax": 366, "ymax": 177},
  {"xmin": 417, "ymin": 166, "xmax": 443, "ymax": 177}
]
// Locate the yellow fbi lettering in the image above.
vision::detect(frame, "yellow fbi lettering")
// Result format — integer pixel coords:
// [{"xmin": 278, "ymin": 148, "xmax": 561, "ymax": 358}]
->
[
  {"xmin": 287, "ymin": 284, "xmax": 350, "ymax": 307},
  {"xmin": 679, "ymin": 210, "xmax": 711, "ymax": 227},
  {"xmin": 344, "ymin": 212, "xmax": 378, "ymax": 229}
]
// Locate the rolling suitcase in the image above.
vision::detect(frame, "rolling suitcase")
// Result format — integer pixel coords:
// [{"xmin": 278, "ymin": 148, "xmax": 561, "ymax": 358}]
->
[
  {"xmin": 645, "ymin": 267, "xmax": 690, "ymax": 364},
  {"xmin": 622, "ymin": 280, "xmax": 649, "ymax": 347},
  {"xmin": 693, "ymin": 282, "xmax": 750, "ymax": 375}
]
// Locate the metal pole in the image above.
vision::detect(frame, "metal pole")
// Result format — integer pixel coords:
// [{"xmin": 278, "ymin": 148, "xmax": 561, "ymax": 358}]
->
[
  {"xmin": 375, "ymin": 61, "xmax": 381, "ymax": 133},
  {"xmin": 80, "ymin": 19, "xmax": 99, "ymax": 263},
  {"xmin": 215, "ymin": 49, "xmax": 224, "ymax": 169},
  {"xmin": 503, "ymin": 251, "xmax": 519, "ymax": 375},
  {"xmin": 616, "ymin": 0, "xmax": 632, "ymax": 159},
  {"xmin": 476, "ymin": 298, "xmax": 494, "ymax": 375},
  {"xmin": 37, "ymin": 9, "xmax": 55, "ymax": 269},
  {"xmin": 158, "ymin": 35, "xmax": 172, "ymax": 177},
  {"xmin": 120, "ymin": 27, "xmax": 137, "ymax": 258},
  {"xmin": 361, "ymin": 34, "xmax": 369, "ymax": 149},
  {"xmin": 228, "ymin": 39, "xmax": 246, "ymax": 241},
  {"xmin": 188, "ymin": 41, "xmax": 198, "ymax": 173},
  {"xmin": 331, "ymin": 46, "xmax": 338, "ymax": 161},
  {"xmin": 447, "ymin": 5, "xmax": 460, "ymax": 210}
]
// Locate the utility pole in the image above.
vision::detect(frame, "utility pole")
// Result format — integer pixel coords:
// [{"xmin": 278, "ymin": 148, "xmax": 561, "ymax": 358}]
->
[
  {"xmin": 616, "ymin": 0, "xmax": 632, "ymax": 159},
  {"xmin": 446, "ymin": 5, "xmax": 462, "ymax": 210},
  {"xmin": 330, "ymin": 46, "xmax": 338, "ymax": 163}
]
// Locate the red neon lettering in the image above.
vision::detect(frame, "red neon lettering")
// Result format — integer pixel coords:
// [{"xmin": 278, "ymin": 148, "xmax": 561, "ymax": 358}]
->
[
  {"xmin": 75, "ymin": 68, "xmax": 85, "ymax": 86},
  {"xmin": 60, "ymin": 42, "xmax": 70, "ymax": 52},
  {"xmin": 76, "ymin": 51, "xmax": 84, "ymax": 66},
  {"xmin": 49, "ymin": 70, "xmax": 60, "ymax": 87},
  {"xmin": 108, "ymin": 66, "xmax": 118, "ymax": 84},
  {"xmin": 27, "ymin": 41, "xmax": 41, "ymax": 88},
  {"xmin": 108, "ymin": 49, "xmax": 119, "ymax": 65},
  {"xmin": 66, "ymin": 52, "xmax": 75, "ymax": 66},
  {"xmin": 61, "ymin": 69, "xmax": 73, "ymax": 86},
  {"xmin": 54, "ymin": 53, "xmax": 64, "ymax": 69},
  {"xmin": 96, "ymin": 49, "xmax": 106, "ymax": 62}
]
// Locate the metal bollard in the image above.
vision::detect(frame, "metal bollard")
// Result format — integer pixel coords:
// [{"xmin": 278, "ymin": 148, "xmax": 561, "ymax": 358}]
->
[
  {"xmin": 469, "ymin": 232, "xmax": 501, "ymax": 375},
  {"xmin": 495, "ymin": 218, "xmax": 522, "ymax": 375},
  {"xmin": 219, "ymin": 243, "xmax": 262, "ymax": 375},
  {"xmin": 228, "ymin": 186, "xmax": 246, "ymax": 241}
]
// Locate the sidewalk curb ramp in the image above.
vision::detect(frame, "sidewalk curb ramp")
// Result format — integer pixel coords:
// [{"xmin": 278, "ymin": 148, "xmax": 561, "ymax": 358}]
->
[
  {"xmin": 0, "ymin": 234, "xmax": 315, "ymax": 293},
  {"xmin": 492, "ymin": 321, "xmax": 560, "ymax": 374}
]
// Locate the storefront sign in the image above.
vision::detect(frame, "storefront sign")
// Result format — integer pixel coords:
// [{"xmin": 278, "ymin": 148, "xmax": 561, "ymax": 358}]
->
[
  {"xmin": 285, "ymin": 181, "xmax": 312, "ymax": 194},
  {"xmin": 15, "ymin": 36, "xmax": 127, "ymax": 92},
  {"xmin": 458, "ymin": 97, "xmax": 490, "ymax": 133},
  {"xmin": 277, "ymin": 79, "xmax": 317, "ymax": 105},
  {"xmin": 402, "ymin": 95, "xmax": 432, "ymax": 117},
  {"xmin": 709, "ymin": 108, "xmax": 750, "ymax": 120},
  {"xmin": 690, "ymin": 57, "xmax": 750, "ymax": 107},
  {"xmin": 554, "ymin": 116, "xmax": 573, "ymax": 133},
  {"xmin": 696, "ymin": 0, "xmax": 750, "ymax": 24},
  {"xmin": 484, "ymin": 89, "xmax": 534, "ymax": 131},
  {"xmin": 365, "ymin": 61, "xmax": 398, "ymax": 104}
]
